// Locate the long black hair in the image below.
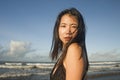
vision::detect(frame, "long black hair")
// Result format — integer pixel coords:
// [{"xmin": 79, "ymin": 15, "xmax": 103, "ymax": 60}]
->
[{"xmin": 50, "ymin": 7, "xmax": 89, "ymax": 79}]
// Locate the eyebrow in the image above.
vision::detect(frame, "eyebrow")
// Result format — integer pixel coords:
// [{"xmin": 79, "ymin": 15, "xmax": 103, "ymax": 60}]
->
[
  {"xmin": 60, "ymin": 23, "xmax": 77, "ymax": 25},
  {"xmin": 60, "ymin": 23, "xmax": 66, "ymax": 25},
  {"xmin": 71, "ymin": 24, "xmax": 77, "ymax": 26}
]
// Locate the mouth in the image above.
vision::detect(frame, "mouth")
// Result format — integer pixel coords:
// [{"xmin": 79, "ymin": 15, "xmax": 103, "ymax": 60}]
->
[{"xmin": 64, "ymin": 37, "xmax": 72, "ymax": 41}]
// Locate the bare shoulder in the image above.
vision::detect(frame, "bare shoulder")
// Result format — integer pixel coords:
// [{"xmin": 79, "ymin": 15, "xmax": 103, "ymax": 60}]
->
[
  {"xmin": 64, "ymin": 43, "xmax": 83, "ymax": 66},
  {"xmin": 68, "ymin": 43, "xmax": 82, "ymax": 50},
  {"xmin": 67, "ymin": 43, "xmax": 82, "ymax": 58}
]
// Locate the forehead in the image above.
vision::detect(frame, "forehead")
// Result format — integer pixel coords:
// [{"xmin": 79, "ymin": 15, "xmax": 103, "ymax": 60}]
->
[{"xmin": 60, "ymin": 14, "xmax": 78, "ymax": 24}]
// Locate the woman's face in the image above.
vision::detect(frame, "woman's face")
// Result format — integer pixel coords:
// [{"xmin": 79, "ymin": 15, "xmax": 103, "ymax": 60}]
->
[{"xmin": 59, "ymin": 14, "xmax": 78, "ymax": 46}]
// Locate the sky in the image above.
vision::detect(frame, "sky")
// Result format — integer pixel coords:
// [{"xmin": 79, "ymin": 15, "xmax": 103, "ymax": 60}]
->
[{"xmin": 0, "ymin": 0, "xmax": 120, "ymax": 62}]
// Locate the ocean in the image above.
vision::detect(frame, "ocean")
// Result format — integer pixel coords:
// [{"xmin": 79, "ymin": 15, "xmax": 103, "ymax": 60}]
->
[{"xmin": 0, "ymin": 61, "xmax": 120, "ymax": 80}]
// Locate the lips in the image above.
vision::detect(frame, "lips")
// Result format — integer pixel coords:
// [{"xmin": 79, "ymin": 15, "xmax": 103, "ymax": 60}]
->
[{"xmin": 64, "ymin": 37, "xmax": 72, "ymax": 41}]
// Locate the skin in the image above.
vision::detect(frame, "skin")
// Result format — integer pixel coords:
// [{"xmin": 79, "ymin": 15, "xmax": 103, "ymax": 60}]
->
[{"xmin": 59, "ymin": 14, "xmax": 85, "ymax": 80}]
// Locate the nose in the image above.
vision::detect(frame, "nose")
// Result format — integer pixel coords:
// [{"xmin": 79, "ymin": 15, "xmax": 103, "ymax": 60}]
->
[{"xmin": 66, "ymin": 26, "xmax": 72, "ymax": 35}]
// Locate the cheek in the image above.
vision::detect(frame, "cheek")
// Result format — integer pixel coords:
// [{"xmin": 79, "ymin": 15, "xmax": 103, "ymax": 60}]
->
[
  {"xmin": 58, "ymin": 28, "xmax": 62, "ymax": 40},
  {"xmin": 72, "ymin": 31, "xmax": 78, "ymax": 38},
  {"xmin": 59, "ymin": 28, "xmax": 65, "ymax": 37}
]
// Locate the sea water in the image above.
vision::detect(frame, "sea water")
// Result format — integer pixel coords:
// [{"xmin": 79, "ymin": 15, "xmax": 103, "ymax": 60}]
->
[{"xmin": 0, "ymin": 61, "xmax": 120, "ymax": 80}]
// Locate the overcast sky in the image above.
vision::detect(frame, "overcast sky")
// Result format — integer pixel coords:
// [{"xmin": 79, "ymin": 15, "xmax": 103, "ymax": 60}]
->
[{"xmin": 0, "ymin": 0, "xmax": 120, "ymax": 62}]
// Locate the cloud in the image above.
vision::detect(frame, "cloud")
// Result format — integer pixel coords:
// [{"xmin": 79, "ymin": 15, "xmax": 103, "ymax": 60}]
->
[
  {"xmin": 0, "ymin": 40, "xmax": 33, "ymax": 61},
  {"xmin": 8, "ymin": 40, "xmax": 31, "ymax": 57},
  {"xmin": 89, "ymin": 49, "xmax": 120, "ymax": 61},
  {"xmin": 0, "ymin": 45, "xmax": 3, "ymax": 49},
  {"xmin": 0, "ymin": 40, "xmax": 50, "ymax": 62},
  {"xmin": 25, "ymin": 52, "xmax": 51, "ymax": 62}
]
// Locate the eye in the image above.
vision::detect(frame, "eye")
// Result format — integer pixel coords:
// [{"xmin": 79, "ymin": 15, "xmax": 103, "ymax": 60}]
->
[
  {"xmin": 71, "ymin": 25, "xmax": 78, "ymax": 29},
  {"xmin": 60, "ymin": 25, "xmax": 66, "ymax": 28},
  {"xmin": 71, "ymin": 24, "xmax": 78, "ymax": 29},
  {"xmin": 72, "ymin": 26, "xmax": 77, "ymax": 28}
]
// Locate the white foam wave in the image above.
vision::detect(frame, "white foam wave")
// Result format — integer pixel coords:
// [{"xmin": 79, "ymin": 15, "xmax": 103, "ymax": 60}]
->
[
  {"xmin": 0, "ymin": 72, "xmax": 50, "ymax": 78},
  {"xmin": 0, "ymin": 62, "xmax": 54, "ymax": 69},
  {"xmin": 26, "ymin": 63, "xmax": 54, "ymax": 68},
  {"xmin": 89, "ymin": 64, "xmax": 120, "ymax": 72},
  {"xmin": 5, "ymin": 62, "xmax": 22, "ymax": 66},
  {"xmin": 0, "ymin": 65, "xmax": 35, "ymax": 69},
  {"xmin": 90, "ymin": 61, "xmax": 120, "ymax": 65}
]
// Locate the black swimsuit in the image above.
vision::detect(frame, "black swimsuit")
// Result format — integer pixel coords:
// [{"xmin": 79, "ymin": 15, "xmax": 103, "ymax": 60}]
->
[{"xmin": 50, "ymin": 59, "xmax": 66, "ymax": 80}]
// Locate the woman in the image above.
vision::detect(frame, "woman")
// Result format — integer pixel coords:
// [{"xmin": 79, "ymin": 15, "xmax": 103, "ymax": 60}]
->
[{"xmin": 50, "ymin": 8, "xmax": 89, "ymax": 80}]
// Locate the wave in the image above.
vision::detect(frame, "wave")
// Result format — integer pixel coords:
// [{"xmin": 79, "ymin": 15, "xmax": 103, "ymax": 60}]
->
[
  {"xmin": 26, "ymin": 63, "xmax": 54, "ymax": 69},
  {"xmin": 0, "ymin": 61, "xmax": 120, "ymax": 79},
  {"xmin": 5, "ymin": 62, "xmax": 23, "ymax": 66},
  {"xmin": 0, "ymin": 61, "xmax": 119, "ymax": 70},
  {"xmin": 0, "ymin": 62, "xmax": 54, "ymax": 69},
  {"xmin": 0, "ymin": 62, "xmax": 52, "ymax": 78},
  {"xmin": 0, "ymin": 65, "xmax": 35, "ymax": 69},
  {"xmin": 0, "ymin": 72, "xmax": 50, "ymax": 78},
  {"xmin": 90, "ymin": 61, "xmax": 120, "ymax": 65}
]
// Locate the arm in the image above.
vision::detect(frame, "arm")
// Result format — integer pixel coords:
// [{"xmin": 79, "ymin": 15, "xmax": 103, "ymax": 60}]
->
[{"xmin": 63, "ymin": 43, "xmax": 85, "ymax": 80}]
